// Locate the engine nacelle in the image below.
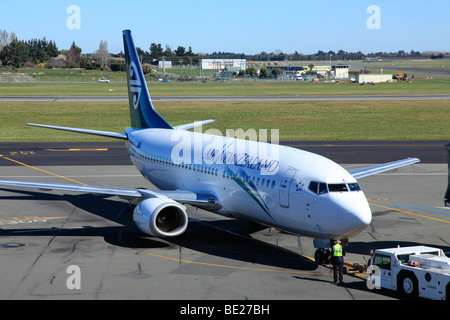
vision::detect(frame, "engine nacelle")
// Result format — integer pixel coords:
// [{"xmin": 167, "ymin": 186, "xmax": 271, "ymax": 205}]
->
[{"xmin": 133, "ymin": 198, "xmax": 188, "ymax": 237}]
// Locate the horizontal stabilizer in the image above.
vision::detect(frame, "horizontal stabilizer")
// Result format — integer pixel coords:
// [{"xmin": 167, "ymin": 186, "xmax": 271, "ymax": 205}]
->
[
  {"xmin": 173, "ymin": 119, "xmax": 215, "ymax": 130},
  {"xmin": 349, "ymin": 157, "xmax": 420, "ymax": 179},
  {"xmin": 26, "ymin": 123, "xmax": 127, "ymax": 140}
]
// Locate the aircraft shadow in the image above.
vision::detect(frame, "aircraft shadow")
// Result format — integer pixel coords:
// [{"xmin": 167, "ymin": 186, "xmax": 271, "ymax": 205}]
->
[
  {"xmin": 0, "ymin": 188, "xmax": 317, "ymax": 272},
  {"xmin": 347, "ymin": 241, "xmax": 450, "ymax": 256}
]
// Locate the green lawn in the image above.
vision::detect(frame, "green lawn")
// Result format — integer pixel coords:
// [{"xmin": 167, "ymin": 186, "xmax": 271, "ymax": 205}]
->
[{"xmin": 1, "ymin": 100, "xmax": 448, "ymax": 142}]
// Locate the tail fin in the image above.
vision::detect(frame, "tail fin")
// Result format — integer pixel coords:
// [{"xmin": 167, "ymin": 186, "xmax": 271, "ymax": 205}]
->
[{"xmin": 123, "ymin": 30, "xmax": 172, "ymax": 129}]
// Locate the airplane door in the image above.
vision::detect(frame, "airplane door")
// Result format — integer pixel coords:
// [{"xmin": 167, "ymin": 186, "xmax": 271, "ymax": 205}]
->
[{"xmin": 279, "ymin": 168, "xmax": 297, "ymax": 208}]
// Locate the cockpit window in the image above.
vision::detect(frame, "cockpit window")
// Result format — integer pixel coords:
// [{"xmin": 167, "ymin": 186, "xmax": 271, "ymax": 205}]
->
[
  {"xmin": 308, "ymin": 181, "xmax": 328, "ymax": 195},
  {"xmin": 348, "ymin": 183, "xmax": 361, "ymax": 191},
  {"xmin": 309, "ymin": 181, "xmax": 361, "ymax": 195},
  {"xmin": 318, "ymin": 183, "xmax": 328, "ymax": 195},
  {"xmin": 328, "ymin": 184, "xmax": 348, "ymax": 192},
  {"xmin": 308, "ymin": 181, "xmax": 318, "ymax": 194}
]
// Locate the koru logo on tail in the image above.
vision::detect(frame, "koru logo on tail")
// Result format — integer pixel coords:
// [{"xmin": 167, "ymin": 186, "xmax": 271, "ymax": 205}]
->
[{"xmin": 128, "ymin": 61, "xmax": 142, "ymax": 109}]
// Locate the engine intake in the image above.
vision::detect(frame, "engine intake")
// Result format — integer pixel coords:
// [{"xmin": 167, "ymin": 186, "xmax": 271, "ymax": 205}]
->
[{"xmin": 133, "ymin": 198, "xmax": 188, "ymax": 237}]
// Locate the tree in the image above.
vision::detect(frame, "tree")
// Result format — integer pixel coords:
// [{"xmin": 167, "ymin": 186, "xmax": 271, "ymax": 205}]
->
[
  {"xmin": 0, "ymin": 39, "xmax": 29, "ymax": 68},
  {"xmin": 136, "ymin": 47, "xmax": 151, "ymax": 64},
  {"xmin": 246, "ymin": 67, "xmax": 257, "ymax": 77},
  {"xmin": 163, "ymin": 45, "xmax": 173, "ymax": 58},
  {"xmin": 94, "ymin": 40, "xmax": 110, "ymax": 66},
  {"xmin": 65, "ymin": 41, "xmax": 83, "ymax": 67},
  {"xmin": 26, "ymin": 38, "xmax": 59, "ymax": 64},
  {"xmin": 175, "ymin": 46, "xmax": 186, "ymax": 57},
  {"xmin": 303, "ymin": 64, "xmax": 315, "ymax": 75},
  {"xmin": 271, "ymin": 68, "xmax": 283, "ymax": 78},
  {"xmin": 259, "ymin": 67, "xmax": 268, "ymax": 78},
  {"xmin": 149, "ymin": 43, "xmax": 163, "ymax": 60},
  {"xmin": 110, "ymin": 63, "xmax": 126, "ymax": 72}
]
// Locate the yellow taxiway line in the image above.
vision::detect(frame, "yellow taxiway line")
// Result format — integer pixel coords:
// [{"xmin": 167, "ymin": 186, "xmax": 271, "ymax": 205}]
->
[{"xmin": 0, "ymin": 155, "xmax": 87, "ymax": 185}]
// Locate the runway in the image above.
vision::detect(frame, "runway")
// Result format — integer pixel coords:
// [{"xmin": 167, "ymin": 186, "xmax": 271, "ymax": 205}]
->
[
  {"xmin": 0, "ymin": 142, "xmax": 449, "ymax": 301},
  {"xmin": 2, "ymin": 93, "xmax": 450, "ymax": 102}
]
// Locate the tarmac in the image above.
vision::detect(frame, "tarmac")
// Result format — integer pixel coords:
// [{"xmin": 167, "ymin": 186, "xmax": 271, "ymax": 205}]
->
[{"xmin": 0, "ymin": 143, "xmax": 448, "ymax": 301}]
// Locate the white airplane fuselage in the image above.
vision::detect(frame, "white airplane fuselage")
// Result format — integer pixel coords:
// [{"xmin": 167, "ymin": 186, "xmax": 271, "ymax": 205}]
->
[{"xmin": 126, "ymin": 128, "xmax": 372, "ymax": 240}]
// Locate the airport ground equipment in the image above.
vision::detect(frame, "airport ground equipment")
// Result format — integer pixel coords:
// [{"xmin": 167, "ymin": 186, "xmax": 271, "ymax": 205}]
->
[
  {"xmin": 368, "ymin": 246, "xmax": 450, "ymax": 300},
  {"xmin": 393, "ymin": 72, "xmax": 408, "ymax": 81}
]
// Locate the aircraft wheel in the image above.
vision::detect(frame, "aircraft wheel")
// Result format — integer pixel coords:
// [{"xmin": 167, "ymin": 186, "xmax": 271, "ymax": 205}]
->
[{"xmin": 314, "ymin": 249, "xmax": 324, "ymax": 265}]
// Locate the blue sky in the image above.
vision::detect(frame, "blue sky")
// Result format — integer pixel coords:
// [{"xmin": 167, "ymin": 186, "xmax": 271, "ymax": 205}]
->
[{"xmin": 1, "ymin": 1, "xmax": 449, "ymax": 54}]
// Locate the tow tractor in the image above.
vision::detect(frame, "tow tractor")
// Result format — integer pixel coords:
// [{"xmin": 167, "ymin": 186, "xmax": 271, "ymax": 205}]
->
[{"xmin": 367, "ymin": 246, "xmax": 450, "ymax": 300}]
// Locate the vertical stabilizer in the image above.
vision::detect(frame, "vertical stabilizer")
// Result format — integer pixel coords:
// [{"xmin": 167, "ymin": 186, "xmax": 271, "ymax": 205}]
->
[
  {"xmin": 123, "ymin": 30, "xmax": 172, "ymax": 129},
  {"xmin": 445, "ymin": 143, "xmax": 450, "ymax": 207}
]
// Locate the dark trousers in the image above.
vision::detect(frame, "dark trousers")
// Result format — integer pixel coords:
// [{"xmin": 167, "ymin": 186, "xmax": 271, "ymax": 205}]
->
[{"xmin": 333, "ymin": 262, "xmax": 343, "ymax": 283}]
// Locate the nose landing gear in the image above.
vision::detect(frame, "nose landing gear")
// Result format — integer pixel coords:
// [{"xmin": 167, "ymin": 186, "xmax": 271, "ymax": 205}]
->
[{"xmin": 314, "ymin": 248, "xmax": 331, "ymax": 265}]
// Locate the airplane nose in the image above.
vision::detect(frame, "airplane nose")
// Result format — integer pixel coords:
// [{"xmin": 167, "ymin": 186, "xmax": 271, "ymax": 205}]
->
[
  {"xmin": 352, "ymin": 205, "xmax": 372, "ymax": 227},
  {"xmin": 337, "ymin": 198, "xmax": 372, "ymax": 236}
]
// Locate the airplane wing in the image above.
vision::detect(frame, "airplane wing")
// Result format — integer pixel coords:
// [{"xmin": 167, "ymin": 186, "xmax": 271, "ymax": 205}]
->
[
  {"xmin": 0, "ymin": 180, "xmax": 220, "ymax": 208},
  {"xmin": 349, "ymin": 158, "xmax": 420, "ymax": 179}
]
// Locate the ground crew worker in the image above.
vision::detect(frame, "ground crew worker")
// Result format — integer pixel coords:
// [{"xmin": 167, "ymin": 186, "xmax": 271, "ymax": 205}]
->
[{"xmin": 331, "ymin": 239, "xmax": 345, "ymax": 284}]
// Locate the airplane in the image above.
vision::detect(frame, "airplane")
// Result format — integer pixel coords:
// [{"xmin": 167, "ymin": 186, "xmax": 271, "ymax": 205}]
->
[{"xmin": 0, "ymin": 30, "xmax": 420, "ymax": 263}]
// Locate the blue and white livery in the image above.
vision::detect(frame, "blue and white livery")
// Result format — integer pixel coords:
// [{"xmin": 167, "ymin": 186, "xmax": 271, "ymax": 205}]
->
[{"xmin": 0, "ymin": 30, "xmax": 420, "ymax": 258}]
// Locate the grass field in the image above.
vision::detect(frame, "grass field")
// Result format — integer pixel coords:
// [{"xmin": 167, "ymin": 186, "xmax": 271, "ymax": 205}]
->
[
  {"xmin": 1, "ymin": 77, "xmax": 450, "ymax": 97},
  {"xmin": 1, "ymin": 100, "xmax": 448, "ymax": 142}
]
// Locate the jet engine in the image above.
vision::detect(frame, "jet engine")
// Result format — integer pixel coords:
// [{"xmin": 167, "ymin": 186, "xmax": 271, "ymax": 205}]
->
[{"xmin": 133, "ymin": 198, "xmax": 188, "ymax": 237}]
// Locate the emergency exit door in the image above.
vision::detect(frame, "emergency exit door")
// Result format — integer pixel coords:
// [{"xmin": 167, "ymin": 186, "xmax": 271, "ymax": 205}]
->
[{"xmin": 279, "ymin": 168, "xmax": 297, "ymax": 208}]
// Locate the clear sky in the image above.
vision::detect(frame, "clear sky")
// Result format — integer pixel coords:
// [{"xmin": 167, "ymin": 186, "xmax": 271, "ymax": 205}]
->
[{"xmin": 1, "ymin": 0, "xmax": 449, "ymax": 55}]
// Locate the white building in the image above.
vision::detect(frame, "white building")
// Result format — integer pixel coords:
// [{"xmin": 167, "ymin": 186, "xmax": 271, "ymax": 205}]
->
[
  {"xmin": 201, "ymin": 59, "xmax": 246, "ymax": 70},
  {"xmin": 356, "ymin": 74, "xmax": 393, "ymax": 83},
  {"xmin": 332, "ymin": 65, "xmax": 349, "ymax": 79},
  {"xmin": 159, "ymin": 61, "xmax": 172, "ymax": 69}
]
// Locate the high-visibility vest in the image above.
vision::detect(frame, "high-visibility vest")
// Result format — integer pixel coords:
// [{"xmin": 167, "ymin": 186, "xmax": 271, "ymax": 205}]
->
[{"xmin": 333, "ymin": 244, "xmax": 343, "ymax": 257}]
